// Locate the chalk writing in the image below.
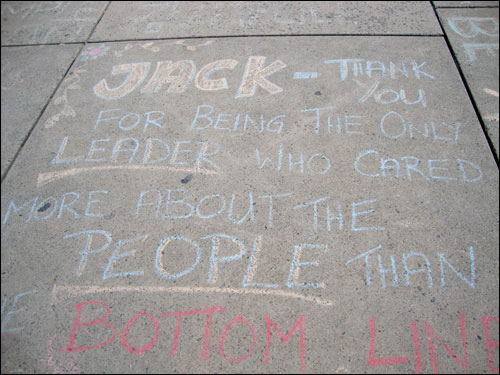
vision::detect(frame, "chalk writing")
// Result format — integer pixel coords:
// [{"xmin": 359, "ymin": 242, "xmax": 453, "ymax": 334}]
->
[
  {"xmin": 1, "ymin": 290, "xmax": 38, "ymax": 334},
  {"xmin": 1, "ymin": 2, "xmax": 102, "ymax": 44},
  {"xmin": 50, "ymin": 135, "xmax": 221, "ymax": 172},
  {"xmin": 368, "ymin": 312, "xmax": 500, "ymax": 373},
  {"xmin": 483, "ymin": 88, "xmax": 500, "ymax": 122},
  {"xmin": 301, "ymin": 107, "xmax": 362, "ymax": 135},
  {"xmin": 463, "ymin": 43, "xmax": 499, "ymax": 61},
  {"xmin": 135, "ymin": 189, "xmax": 387, "ymax": 232},
  {"xmin": 235, "ymin": 56, "xmax": 287, "ymax": 98},
  {"xmin": 137, "ymin": 2, "xmax": 335, "ymax": 33},
  {"xmin": 352, "ymin": 79, "xmax": 429, "ymax": 107},
  {"xmin": 60, "ymin": 301, "xmax": 307, "ymax": 372},
  {"xmin": 370, "ymin": 87, "xmax": 427, "ymax": 107},
  {"xmin": 287, "ymin": 244, "xmax": 327, "ymax": 288},
  {"xmin": 1, "ymin": 63, "xmax": 24, "ymax": 91},
  {"xmin": 141, "ymin": 60, "xmax": 196, "ymax": 94},
  {"xmin": 425, "ymin": 312, "xmax": 468, "ymax": 372},
  {"xmin": 37, "ymin": 164, "xmax": 219, "ymax": 188},
  {"xmin": 136, "ymin": 189, "xmax": 292, "ymax": 228},
  {"xmin": 1, "ymin": 26, "xmax": 497, "ymax": 375},
  {"xmin": 219, "ymin": 315, "xmax": 256, "ymax": 363},
  {"xmin": 255, "ymin": 145, "xmax": 331, "ymax": 174},
  {"xmin": 300, "ymin": 108, "xmax": 462, "ymax": 142},
  {"xmin": 368, "ymin": 316, "xmax": 409, "ymax": 367},
  {"xmin": 378, "ymin": 111, "xmax": 461, "ymax": 142},
  {"xmin": 195, "ymin": 59, "xmax": 238, "ymax": 91},
  {"xmin": 3, "ymin": 188, "xmax": 387, "ymax": 230},
  {"xmin": 482, "ymin": 317, "xmax": 500, "ymax": 372},
  {"xmin": 446, "ymin": 17, "xmax": 499, "ymax": 62},
  {"xmin": 174, "ymin": 39, "xmax": 215, "ymax": 52},
  {"xmin": 447, "ymin": 17, "xmax": 499, "ymax": 38},
  {"xmin": 79, "ymin": 44, "xmax": 110, "ymax": 62},
  {"xmin": 51, "ymin": 285, "xmax": 333, "ymax": 307},
  {"xmin": 36, "ymin": 333, "xmax": 80, "ymax": 374},
  {"xmin": 2, "ymin": 190, "xmax": 113, "ymax": 225},
  {"xmin": 264, "ymin": 314, "xmax": 307, "ymax": 373},
  {"xmin": 44, "ymin": 62, "xmax": 88, "ymax": 129},
  {"xmin": 58, "ymin": 227, "xmax": 483, "ymax": 294},
  {"xmin": 103, "ymin": 234, "xmax": 148, "ymax": 280},
  {"xmin": 484, "ymin": 88, "xmax": 499, "ymax": 98},
  {"xmin": 293, "ymin": 198, "xmax": 383, "ymax": 232},
  {"xmin": 345, "ymin": 245, "xmax": 476, "ymax": 289},
  {"xmin": 293, "ymin": 72, "xmax": 318, "ymax": 79},
  {"xmin": 65, "ymin": 231, "xmax": 329, "ymax": 290},
  {"xmin": 354, "ymin": 150, "xmax": 482, "ymax": 183},
  {"xmin": 49, "ymin": 299, "xmax": 497, "ymax": 373},
  {"xmin": 243, "ymin": 236, "xmax": 278, "ymax": 289},
  {"xmin": 61, "ymin": 301, "xmax": 118, "ymax": 352},
  {"xmin": 324, "ymin": 59, "xmax": 436, "ymax": 81},
  {"xmin": 190, "ymin": 104, "xmax": 285, "ymax": 134},
  {"xmin": 93, "ymin": 62, "xmax": 151, "ymax": 99},
  {"xmin": 0, "ymin": 2, "xmax": 86, "ymax": 19},
  {"xmin": 94, "ymin": 56, "xmax": 286, "ymax": 100}
]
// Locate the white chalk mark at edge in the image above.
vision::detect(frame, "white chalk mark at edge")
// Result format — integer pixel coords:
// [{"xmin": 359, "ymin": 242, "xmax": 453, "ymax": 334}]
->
[
  {"xmin": 484, "ymin": 88, "xmax": 499, "ymax": 97},
  {"xmin": 484, "ymin": 113, "xmax": 499, "ymax": 121},
  {"xmin": 37, "ymin": 165, "xmax": 219, "ymax": 187},
  {"xmin": 293, "ymin": 72, "xmax": 318, "ymax": 79},
  {"xmin": 51, "ymin": 284, "xmax": 333, "ymax": 306}
]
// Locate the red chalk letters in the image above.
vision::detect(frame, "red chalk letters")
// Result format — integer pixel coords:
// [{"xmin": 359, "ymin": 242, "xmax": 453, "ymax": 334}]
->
[
  {"xmin": 61, "ymin": 302, "xmax": 307, "ymax": 373},
  {"xmin": 61, "ymin": 302, "xmax": 497, "ymax": 373},
  {"xmin": 368, "ymin": 312, "xmax": 498, "ymax": 374}
]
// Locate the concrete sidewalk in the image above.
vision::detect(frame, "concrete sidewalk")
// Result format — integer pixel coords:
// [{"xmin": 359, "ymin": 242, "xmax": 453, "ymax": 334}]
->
[{"xmin": 1, "ymin": 2, "xmax": 498, "ymax": 373}]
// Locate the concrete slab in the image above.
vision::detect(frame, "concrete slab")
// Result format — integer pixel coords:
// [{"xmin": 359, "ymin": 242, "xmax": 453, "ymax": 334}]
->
[
  {"xmin": 434, "ymin": 1, "xmax": 500, "ymax": 7},
  {"xmin": 1, "ymin": 1, "xmax": 108, "ymax": 45},
  {"xmin": 90, "ymin": 1, "xmax": 442, "ymax": 41},
  {"xmin": 1, "ymin": 36, "xmax": 498, "ymax": 373},
  {"xmin": 1, "ymin": 44, "xmax": 81, "ymax": 178},
  {"xmin": 438, "ymin": 7, "xmax": 499, "ymax": 157}
]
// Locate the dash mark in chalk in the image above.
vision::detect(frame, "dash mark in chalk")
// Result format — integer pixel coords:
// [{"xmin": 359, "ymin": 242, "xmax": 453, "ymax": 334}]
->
[{"xmin": 293, "ymin": 72, "xmax": 318, "ymax": 79}]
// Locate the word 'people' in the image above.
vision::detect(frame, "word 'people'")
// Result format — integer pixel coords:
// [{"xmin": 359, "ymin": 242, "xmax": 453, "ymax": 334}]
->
[{"xmin": 60, "ymin": 229, "xmax": 477, "ymax": 294}]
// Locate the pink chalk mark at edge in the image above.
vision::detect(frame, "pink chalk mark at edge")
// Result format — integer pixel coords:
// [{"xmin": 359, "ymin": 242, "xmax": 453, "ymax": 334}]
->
[
  {"xmin": 482, "ymin": 317, "xmax": 499, "ymax": 373},
  {"xmin": 88, "ymin": 48, "xmax": 102, "ymax": 57}
]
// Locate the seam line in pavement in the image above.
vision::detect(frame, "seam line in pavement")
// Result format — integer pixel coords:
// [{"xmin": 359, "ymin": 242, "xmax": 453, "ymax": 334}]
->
[
  {"xmin": 2, "ymin": 34, "xmax": 446, "ymax": 48},
  {"xmin": 87, "ymin": 34, "xmax": 445, "ymax": 43},
  {"xmin": 0, "ymin": 43, "xmax": 86, "ymax": 183},
  {"xmin": 431, "ymin": 3, "xmax": 500, "ymax": 169},
  {"xmin": 1, "ymin": 2, "xmax": 112, "ymax": 183},
  {"xmin": 1, "ymin": 42, "xmax": 85, "ymax": 47}
]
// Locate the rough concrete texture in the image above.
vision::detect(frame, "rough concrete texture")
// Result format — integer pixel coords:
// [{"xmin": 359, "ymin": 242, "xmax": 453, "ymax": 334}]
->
[
  {"xmin": 1, "ymin": 2, "xmax": 499, "ymax": 375},
  {"xmin": 90, "ymin": 1, "xmax": 442, "ymax": 41},
  {"xmin": 1, "ymin": 45, "xmax": 81, "ymax": 178},
  {"xmin": 434, "ymin": 1, "xmax": 500, "ymax": 7},
  {"xmin": 437, "ymin": 7, "xmax": 499, "ymax": 157},
  {"xmin": 1, "ymin": 1, "xmax": 108, "ymax": 45}
]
